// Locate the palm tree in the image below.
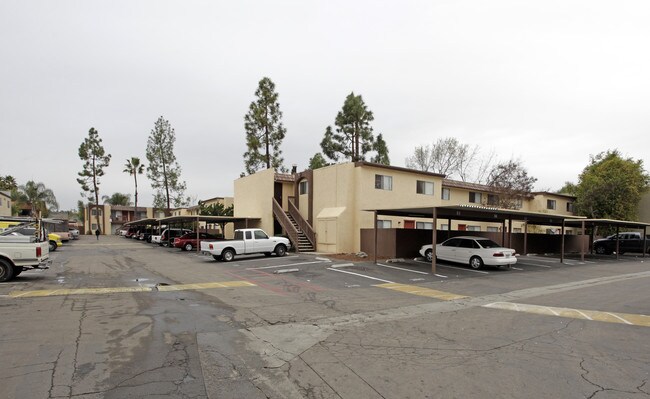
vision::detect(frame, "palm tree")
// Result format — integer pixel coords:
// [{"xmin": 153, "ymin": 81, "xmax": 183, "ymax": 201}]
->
[
  {"xmin": 123, "ymin": 157, "xmax": 145, "ymax": 220},
  {"xmin": 18, "ymin": 181, "xmax": 59, "ymax": 217},
  {"xmin": 101, "ymin": 193, "xmax": 132, "ymax": 206}
]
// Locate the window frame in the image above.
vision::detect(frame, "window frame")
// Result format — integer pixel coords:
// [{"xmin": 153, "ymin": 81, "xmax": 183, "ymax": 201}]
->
[
  {"xmin": 375, "ymin": 174, "xmax": 393, "ymax": 191},
  {"xmin": 416, "ymin": 180, "xmax": 434, "ymax": 196}
]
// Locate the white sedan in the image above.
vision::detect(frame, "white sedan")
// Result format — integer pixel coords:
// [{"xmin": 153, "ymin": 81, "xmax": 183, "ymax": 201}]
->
[{"xmin": 419, "ymin": 236, "xmax": 517, "ymax": 269}]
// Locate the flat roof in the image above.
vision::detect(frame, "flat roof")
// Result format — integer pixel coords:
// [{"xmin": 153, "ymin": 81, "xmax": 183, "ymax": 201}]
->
[
  {"xmin": 368, "ymin": 204, "xmax": 585, "ymax": 226},
  {"xmin": 157, "ymin": 215, "xmax": 260, "ymax": 224},
  {"xmin": 564, "ymin": 218, "xmax": 650, "ymax": 230}
]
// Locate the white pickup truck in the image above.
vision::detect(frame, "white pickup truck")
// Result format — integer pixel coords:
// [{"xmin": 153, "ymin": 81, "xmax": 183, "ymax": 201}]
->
[
  {"xmin": 201, "ymin": 228, "xmax": 291, "ymax": 262},
  {"xmin": 0, "ymin": 234, "xmax": 50, "ymax": 282}
]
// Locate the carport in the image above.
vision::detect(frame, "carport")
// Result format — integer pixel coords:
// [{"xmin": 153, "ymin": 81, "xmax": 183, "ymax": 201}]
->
[
  {"xmin": 122, "ymin": 218, "xmax": 159, "ymax": 239},
  {"xmin": 367, "ymin": 205, "xmax": 586, "ymax": 273},
  {"xmin": 563, "ymin": 218, "xmax": 649, "ymax": 261},
  {"xmin": 155, "ymin": 215, "xmax": 260, "ymax": 252}
]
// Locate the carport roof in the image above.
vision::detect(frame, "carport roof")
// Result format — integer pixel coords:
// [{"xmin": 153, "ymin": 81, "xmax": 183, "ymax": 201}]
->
[
  {"xmin": 368, "ymin": 204, "xmax": 585, "ymax": 226},
  {"xmin": 564, "ymin": 218, "xmax": 650, "ymax": 230},
  {"xmin": 122, "ymin": 218, "xmax": 158, "ymax": 227},
  {"xmin": 155, "ymin": 215, "xmax": 260, "ymax": 224}
]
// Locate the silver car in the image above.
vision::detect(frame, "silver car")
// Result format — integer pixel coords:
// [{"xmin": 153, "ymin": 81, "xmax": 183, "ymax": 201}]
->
[{"xmin": 419, "ymin": 236, "xmax": 517, "ymax": 269}]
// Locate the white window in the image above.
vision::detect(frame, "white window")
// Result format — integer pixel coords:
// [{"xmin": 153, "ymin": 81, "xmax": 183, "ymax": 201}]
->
[
  {"xmin": 467, "ymin": 226, "xmax": 481, "ymax": 232},
  {"xmin": 375, "ymin": 174, "xmax": 392, "ymax": 191},
  {"xmin": 416, "ymin": 222, "xmax": 433, "ymax": 230},
  {"xmin": 513, "ymin": 228, "xmax": 522, "ymax": 233},
  {"xmin": 441, "ymin": 188, "xmax": 450, "ymax": 200},
  {"xmin": 566, "ymin": 202, "xmax": 575, "ymax": 212},
  {"xmin": 91, "ymin": 224, "xmax": 97, "ymax": 230},
  {"xmin": 469, "ymin": 192, "xmax": 482, "ymax": 203},
  {"xmin": 416, "ymin": 181, "xmax": 434, "ymax": 195},
  {"xmin": 377, "ymin": 220, "xmax": 392, "ymax": 229},
  {"xmin": 487, "ymin": 226, "xmax": 499, "ymax": 232},
  {"xmin": 299, "ymin": 180, "xmax": 308, "ymax": 195},
  {"xmin": 487, "ymin": 194, "xmax": 499, "ymax": 206},
  {"xmin": 441, "ymin": 224, "xmax": 449, "ymax": 230},
  {"xmin": 547, "ymin": 199, "xmax": 556, "ymax": 210}
]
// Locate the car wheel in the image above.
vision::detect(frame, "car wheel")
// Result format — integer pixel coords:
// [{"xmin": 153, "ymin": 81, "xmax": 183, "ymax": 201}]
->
[
  {"xmin": 425, "ymin": 249, "xmax": 433, "ymax": 262},
  {"xmin": 184, "ymin": 243, "xmax": 193, "ymax": 251},
  {"xmin": 0, "ymin": 259, "xmax": 14, "ymax": 282},
  {"xmin": 275, "ymin": 245, "xmax": 287, "ymax": 257},
  {"xmin": 212, "ymin": 255, "xmax": 222, "ymax": 261},
  {"xmin": 49, "ymin": 241, "xmax": 57, "ymax": 252},
  {"xmin": 469, "ymin": 256, "xmax": 483, "ymax": 270},
  {"xmin": 594, "ymin": 245, "xmax": 606, "ymax": 255},
  {"xmin": 222, "ymin": 249, "xmax": 235, "ymax": 262}
]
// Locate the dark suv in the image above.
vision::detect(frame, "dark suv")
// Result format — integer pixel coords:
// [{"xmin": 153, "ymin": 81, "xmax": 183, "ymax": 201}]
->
[{"xmin": 593, "ymin": 232, "xmax": 650, "ymax": 255}]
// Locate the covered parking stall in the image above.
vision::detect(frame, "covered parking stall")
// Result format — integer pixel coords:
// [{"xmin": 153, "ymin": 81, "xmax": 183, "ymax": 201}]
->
[
  {"xmin": 122, "ymin": 218, "xmax": 159, "ymax": 241},
  {"xmin": 563, "ymin": 218, "xmax": 649, "ymax": 262},
  {"xmin": 154, "ymin": 215, "xmax": 260, "ymax": 252},
  {"xmin": 366, "ymin": 205, "xmax": 587, "ymax": 273}
]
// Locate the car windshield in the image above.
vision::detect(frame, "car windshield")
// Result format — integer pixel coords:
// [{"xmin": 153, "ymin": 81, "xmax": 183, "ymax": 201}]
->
[{"xmin": 476, "ymin": 239, "xmax": 502, "ymax": 249}]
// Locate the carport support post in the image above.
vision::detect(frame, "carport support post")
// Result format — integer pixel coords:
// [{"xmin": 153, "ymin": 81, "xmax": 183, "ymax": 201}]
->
[
  {"xmin": 501, "ymin": 220, "xmax": 506, "ymax": 246},
  {"xmin": 560, "ymin": 219, "xmax": 564, "ymax": 263},
  {"xmin": 523, "ymin": 220, "xmax": 528, "ymax": 256},
  {"xmin": 196, "ymin": 216, "xmax": 200, "ymax": 253},
  {"xmin": 616, "ymin": 225, "xmax": 620, "ymax": 260},
  {"xmin": 508, "ymin": 218, "xmax": 513, "ymax": 248},
  {"xmin": 373, "ymin": 211, "xmax": 378, "ymax": 264},
  {"xmin": 580, "ymin": 221, "xmax": 585, "ymax": 262},
  {"xmin": 431, "ymin": 207, "xmax": 437, "ymax": 274},
  {"xmin": 644, "ymin": 226, "xmax": 648, "ymax": 259}
]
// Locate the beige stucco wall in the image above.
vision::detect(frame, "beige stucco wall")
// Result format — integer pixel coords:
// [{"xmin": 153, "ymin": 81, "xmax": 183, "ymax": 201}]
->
[
  {"xmin": 0, "ymin": 192, "xmax": 11, "ymax": 217},
  {"xmin": 530, "ymin": 194, "xmax": 575, "ymax": 216},
  {"xmin": 234, "ymin": 168, "xmax": 275, "ymax": 235}
]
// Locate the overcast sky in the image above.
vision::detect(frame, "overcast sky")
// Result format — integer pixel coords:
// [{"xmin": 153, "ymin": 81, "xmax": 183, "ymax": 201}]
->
[{"xmin": 1, "ymin": 1, "xmax": 649, "ymax": 211}]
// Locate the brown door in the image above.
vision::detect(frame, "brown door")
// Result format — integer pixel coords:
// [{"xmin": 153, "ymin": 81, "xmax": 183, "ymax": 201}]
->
[{"xmin": 404, "ymin": 220, "xmax": 415, "ymax": 229}]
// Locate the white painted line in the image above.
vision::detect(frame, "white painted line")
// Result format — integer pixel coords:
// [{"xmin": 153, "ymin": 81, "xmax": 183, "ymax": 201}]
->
[
  {"xmin": 511, "ymin": 267, "xmax": 524, "ymax": 270},
  {"xmin": 519, "ymin": 263, "xmax": 551, "ymax": 268},
  {"xmin": 377, "ymin": 263, "xmax": 429, "ymax": 275},
  {"xmin": 315, "ymin": 257, "xmax": 332, "ymax": 262},
  {"xmin": 405, "ymin": 260, "xmax": 449, "ymax": 277},
  {"xmin": 523, "ymin": 257, "xmax": 559, "ymax": 263},
  {"xmin": 574, "ymin": 310, "xmax": 593, "ymax": 320},
  {"xmin": 326, "ymin": 267, "xmax": 394, "ymax": 284},
  {"xmin": 229, "ymin": 254, "xmax": 299, "ymax": 263},
  {"xmin": 437, "ymin": 264, "xmax": 489, "ymax": 274},
  {"xmin": 605, "ymin": 312, "xmax": 633, "ymax": 325},
  {"xmin": 330, "ymin": 263, "xmax": 354, "ymax": 268},
  {"xmin": 246, "ymin": 260, "xmax": 327, "ymax": 270},
  {"xmin": 546, "ymin": 307, "xmax": 560, "ymax": 316},
  {"xmin": 274, "ymin": 268, "xmax": 299, "ymax": 274}
]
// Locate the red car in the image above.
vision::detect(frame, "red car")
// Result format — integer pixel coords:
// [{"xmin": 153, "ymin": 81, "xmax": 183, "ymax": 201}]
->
[{"xmin": 173, "ymin": 232, "xmax": 219, "ymax": 251}]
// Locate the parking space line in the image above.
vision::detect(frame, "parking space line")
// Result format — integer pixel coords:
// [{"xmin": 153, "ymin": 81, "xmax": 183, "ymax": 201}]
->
[
  {"xmin": 436, "ymin": 264, "xmax": 489, "ymax": 274},
  {"xmin": 376, "ymin": 283, "xmax": 468, "ymax": 301},
  {"xmin": 246, "ymin": 260, "xmax": 329, "ymax": 270},
  {"xmin": 411, "ymin": 260, "xmax": 449, "ymax": 277},
  {"xmin": 376, "ymin": 263, "xmax": 430, "ymax": 275},
  {"xmin": 326, "ymin": 268, "xmax": 394, "ymax": 283},
  {"xmin": 511, "ymin": 267, "xmax": 524, "ymax": 270},
  {"xmin": 8, "ymin": 281, "xmax": 256, "ymax": 298},
  {"xmin": 517, "ymin": 262, "xmax": 551, "ymax": 268},
  {"xmin": 483, "ymin": 302, "xmax": 650, "ymax": 327}
]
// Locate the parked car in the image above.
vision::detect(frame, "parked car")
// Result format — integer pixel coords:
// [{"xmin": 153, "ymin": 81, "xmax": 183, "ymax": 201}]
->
[
  {"xmin": 593, "ymin": 232, "xmax": 650, "ymax": 255},
  {"xmin": 419, "ymin": 236, "xmax": 517, "ymax": 269},
  {"xmin": 173, "ymin": 232, "xmax": 220, "ymax": 251},
  {"xmin": 12, "ymin": 227, "xmax": 62, "ymax": 252},
  {"xmin": 159, "ymin": 228, "xmax": 193, "ymax": 247},
  {"xmin": 201, "ymin": 228, "xmax": 290, "ymax": 261},
  {"xmin": 151, "ymin": 234, "xmax": 162, "ymax": 245},
  {"xmin": 69, "ymin": 228, "xmax": 80, "ymax": 240}
]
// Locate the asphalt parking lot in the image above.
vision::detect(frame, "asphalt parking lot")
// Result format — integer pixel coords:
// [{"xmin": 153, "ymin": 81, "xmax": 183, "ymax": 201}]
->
[{"xmin": 2, "ymin": 236, "xmax": 649, "ymax": 398}]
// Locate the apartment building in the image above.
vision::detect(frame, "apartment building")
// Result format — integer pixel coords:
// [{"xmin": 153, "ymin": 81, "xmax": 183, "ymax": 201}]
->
[
  {"xmin": 83, "ymin": 204, "xmax": 160, "ymax": 235},
  {"xmin": 235, "ymin": 161, "xmax": 577, "ymax": 254},
  {"xmin": 0, "ymin": 191, "xmax": 11, "ymax": 217}
]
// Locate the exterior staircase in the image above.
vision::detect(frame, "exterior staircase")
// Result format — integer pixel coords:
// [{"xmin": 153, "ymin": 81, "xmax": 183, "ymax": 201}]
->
[
  {"xmin": 272, "ymin": 198, "xmax": 317, "ymax": 253},
  {"xmin": 285, "ymin": 211, "xmax": 315, "ymax": 252}
]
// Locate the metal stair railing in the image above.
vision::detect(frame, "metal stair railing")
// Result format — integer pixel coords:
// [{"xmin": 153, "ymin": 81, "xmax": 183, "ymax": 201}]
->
[
  {"xmin": 272, "ymin": 198, "xmax": 301, "ymax": 252},
  {"xmin": 287, "ymin": 198, "xmax": 316, "ymax": 249}
]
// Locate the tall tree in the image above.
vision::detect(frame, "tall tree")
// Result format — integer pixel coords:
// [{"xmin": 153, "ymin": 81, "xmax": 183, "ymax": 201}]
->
[
  {"xmin": 102, "ymin": 193, "xmax": 132, "ymax": 206},
  {"xmin": 371, "ymin": 133, "xmax": 390, "ymax": 165},
  {"xmin": 321, "ymin": 92, "xmax": 376, "ymax": 162},
  {"xmin": 198, "ymin": 201, "xmax": 234, "ymax": 216},
  {"xmin": 77, "ymin": 200, "xmax": 85, "ymax": 222},
  {"xmin": 243, "ymin": 77, "xmax": 287, "ymax": 174},
  {"xmin": 572, "ymin": 150, "xmax": 649, "ymax": 219},
  {"xmin": 124, "ymin": 157, "xmax": 145, "ymax": 219},
  {"xmin": 77, "ymin": 127, "xmax": 111, "ymax": 230},
  {"xmin": 18, "ymin": 181, "xmax": 59, "ymax": 217},
  {"xmin": 146, "ymin": 116, "xmax": 187, "ymax": 215},
  {"xmin": 0, "ymin": 175, "xmax": 17, "ymax": 191},
  {"xmin": 486, "ymin": 159, "xmax": 537, "ymax": 209}
]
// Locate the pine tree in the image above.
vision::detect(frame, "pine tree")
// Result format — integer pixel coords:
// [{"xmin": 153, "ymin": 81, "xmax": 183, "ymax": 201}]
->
[
  {"xmin": 243, "ymin": 77, "xmax": 286, "ymax": 174},
  {"xmin": 77, "ymin": 127, "xmax": 111, "ymax": 231}
]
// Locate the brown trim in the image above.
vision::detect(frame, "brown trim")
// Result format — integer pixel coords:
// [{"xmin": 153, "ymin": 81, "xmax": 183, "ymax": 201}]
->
[{"xmin": 354, "ymin": 161, "xmax": 445, "ymax": 178}]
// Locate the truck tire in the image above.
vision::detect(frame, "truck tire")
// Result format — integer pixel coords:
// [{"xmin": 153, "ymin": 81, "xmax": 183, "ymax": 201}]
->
[
  {"xmin": 184, "ymin": 243, "xmax": 193, "ymax": 251},
  {"xmin": 49, "ymin": 241, "xmax": 57, "ymax": 252},
  {"xmin": 222, "ymin": 249, "xmax": 235, "ymax": 262},
  {"xmin": 0, "ymin": 259, "xmax": 14, "ymax": 282},
  {"xmin": 212, "ymin": 255, "xmax": 223, "ymax": 261},
  {"xmin": 275, "ymin": 245, "xmax": 287, "ymax": 257}
]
